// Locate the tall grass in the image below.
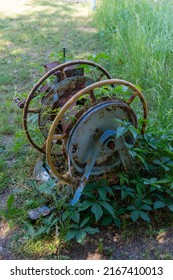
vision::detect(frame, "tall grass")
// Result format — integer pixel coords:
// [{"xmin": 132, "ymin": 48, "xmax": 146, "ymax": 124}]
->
[{"xmin": 94, "ymin": 0, "xmax": 173, "ymax": 127}]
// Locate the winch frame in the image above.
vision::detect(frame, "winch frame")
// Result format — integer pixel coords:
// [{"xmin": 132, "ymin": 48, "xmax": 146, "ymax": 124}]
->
[
  {"xmin": 20, "ymin": 59, "xmax": 149, "ymax": 206},
  {"xmin": 46, "ymin": 79, "xmax": 148, "ymax": 187}
]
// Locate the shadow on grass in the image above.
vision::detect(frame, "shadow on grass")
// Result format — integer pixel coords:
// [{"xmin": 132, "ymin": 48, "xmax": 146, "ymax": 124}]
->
[{"xmin": 0, "ymin": 0, "xmax": 99, "ymax": 90}]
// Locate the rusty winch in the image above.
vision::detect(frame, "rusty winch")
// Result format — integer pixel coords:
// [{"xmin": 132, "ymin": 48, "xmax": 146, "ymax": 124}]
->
[{"xmin": 20, "ymin": 58, "xmax": 148, "ymax": 205}]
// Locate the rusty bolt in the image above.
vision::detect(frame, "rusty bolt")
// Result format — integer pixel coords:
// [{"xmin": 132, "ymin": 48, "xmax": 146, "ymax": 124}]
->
[{"xmin": 107, "ymin": 140, "xmax": 115, "ymax": 150}]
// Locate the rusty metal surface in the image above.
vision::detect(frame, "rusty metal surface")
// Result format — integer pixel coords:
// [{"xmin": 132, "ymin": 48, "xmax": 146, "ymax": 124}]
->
[
  {"xmin": 38, "ymin": 76, "xmax": 94, "ymax": 138},
  {"xmin": 20, "ymin": 57, "xmax": 149, "ymax": 204},
  {"xmin": 23, "ymin": 60, "xmax": 112, "ymax": 153},
  {"xmin": 46, "ymin": 78, "xmax": 148, "ymax": 183},
  {"xmin": 67, "ymin": 99, "xmax": 137, "ymax": 175},
  {"xmin": 44, "ymin": 61, "xmax": 84, "ymax": 81}
]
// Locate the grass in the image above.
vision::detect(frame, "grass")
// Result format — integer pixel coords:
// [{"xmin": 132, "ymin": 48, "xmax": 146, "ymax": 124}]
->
[
  {"xmin": 13, "ymin": 235, "xmax": 67, "ymax": 260},
  {"xmin": 94, "ymin": 0, "xmax": 173, "ymax": 127}
]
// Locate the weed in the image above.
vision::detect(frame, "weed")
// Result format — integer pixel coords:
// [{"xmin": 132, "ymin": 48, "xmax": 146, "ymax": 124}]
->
[{"xmin": 97, "ymin": 238, "xmax": 104, "ymax": 254}]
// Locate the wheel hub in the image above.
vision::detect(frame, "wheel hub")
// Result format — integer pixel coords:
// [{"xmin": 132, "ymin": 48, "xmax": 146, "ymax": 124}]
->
[{"xmin": 67, "ymin": 99, "xmax": 137, "ymax": 175}]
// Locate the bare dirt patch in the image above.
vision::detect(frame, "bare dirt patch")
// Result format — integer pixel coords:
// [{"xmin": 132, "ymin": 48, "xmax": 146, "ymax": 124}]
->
[
  {"xmin": 0, "ymin": 187, "xmax": 16, "ymax": 260},
  {"xmin": 60, "ymin": 227, "xmax": 173, "ymax": 260},
  {"xmin": 0, "ymin": 220, "xmax": 17, "ymax": 260}
]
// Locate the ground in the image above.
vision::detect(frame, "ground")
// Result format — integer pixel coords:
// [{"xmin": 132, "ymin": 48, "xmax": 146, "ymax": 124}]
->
[
  {"xmin": 0, "ymin": 185, "xmax": 173, "ymax": 260},
  {"xmin": 0, "ymin": 0, "xmax": 173, "ymax": 260}
]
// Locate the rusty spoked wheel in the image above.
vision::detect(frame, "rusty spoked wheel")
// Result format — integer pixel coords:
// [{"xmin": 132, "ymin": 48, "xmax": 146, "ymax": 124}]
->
[
  {"xmin": 46, "ymin": 79, "xmax": 148, "ymax": 184},
  {"xmin": 23, "ymin": 60, "xmax": 112, "ymax": 153}
]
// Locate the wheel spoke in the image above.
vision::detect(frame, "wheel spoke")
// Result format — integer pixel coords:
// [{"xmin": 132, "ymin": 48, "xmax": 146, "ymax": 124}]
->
[
  {"xmin": 127, "ymin": 93, "xmax": 137, "ymax": 105},
  {"xmin": 40, "ymin": 140, "xmax": 47, "ymax": 151},
  {"xmin": 60, "ymin": 69, "xmax": 67, "ymax": 80},
  {"xmin": 96, "ymin": 73, "xmax": 104, "ymax": 82},
  {"xmin": 89, "ymin": 90, "xmax": 96, "ymax": 102},
  {"xmin": 52, "ymin": 133, "xmax": 66, "ymax": 141},
  {"xmin": 28, "ymin": 108, "xmax": 40, "ymax": 113}
]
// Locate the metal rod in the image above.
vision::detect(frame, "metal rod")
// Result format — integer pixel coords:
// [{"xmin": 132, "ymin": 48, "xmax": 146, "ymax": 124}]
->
[{"xmin": 63, "ymin": 47, "xmax": 66, "ymax": 60}]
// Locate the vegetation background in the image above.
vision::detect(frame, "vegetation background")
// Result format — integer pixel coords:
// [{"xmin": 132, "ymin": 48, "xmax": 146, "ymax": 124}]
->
[{"xmin": 0, "ymin": 0, "xmax": 173, "ymax": 260}]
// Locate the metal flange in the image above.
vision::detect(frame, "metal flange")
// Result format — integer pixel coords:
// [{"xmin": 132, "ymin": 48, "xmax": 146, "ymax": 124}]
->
[{"xmin": 67, "ymin": 99, "xmax": 137, "ymax": 175}]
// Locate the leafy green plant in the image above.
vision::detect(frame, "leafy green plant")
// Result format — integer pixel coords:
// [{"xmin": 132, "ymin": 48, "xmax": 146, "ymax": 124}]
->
[
  {"xmin": 23, "ymin": 213, "xmax": 59, "ymax": 239},
  {"xmin": 61, "ymin": 181, "xmax": 119, "ymax": 243},
  {"xmin": 65, "ymin": 216, "xmax": 99, "ymax": 244},
  {"xmin": 3, "ymin": 116, "xmax": 173, "ymax": 246},
  {"xmin": 0, "ymin": 194, "xmax": 24, "ymax": 221}
]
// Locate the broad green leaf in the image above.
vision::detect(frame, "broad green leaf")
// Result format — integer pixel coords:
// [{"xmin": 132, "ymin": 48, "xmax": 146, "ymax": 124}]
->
[
  {"xmin": 114, "ymin": 217, "xmax": 121, "ymax": 228},
  {"xmin": 127, "ymin": 205, "xmax": 136, "ymax": 211},
  {"xmin": 98, "ymin": 187, "xmax": 107, "ymax": 200},
  {"xmin": 121, "ymin": 188, "xmax": 135, "ymax": 200},
  {"xmin": 80, "ymin": 216, "xmax": 90, "ymax": 228},
  {"xmin": 106, "ymin": 186, "xmax": 115, "ymax": 196},
  {"xmin": 136, "ymin": 184, "xmax": 143, "ymax": 196},
  {"xmin": 131, "ymin": 210, "xmax": 140, "ymax": 222},
  {"xmin": 140, "ymin": 204, "xmax": 152, "ymax": 211},
  {"xmin": 66, "ymin": 230, "xmax": 77, "ymax": 241},
  {"xmin": 153, "ymin": 160, "xmax": 170, "ymax": 171},
  {"xmin": 101, "ymin": 216, "xmax": 113, "ymax": 226},
  {"xmin": 136, "ymin": 154, "xmax": 149, "ymax": 171},
  {"xmin": 72, "ymin": 212, "xmax": 80, "ymax": 223},
  {"xmin": 71, "ymin": 223, "xmax": 80, "ymax": 229},
  {"xmin": 144, "ymin": 178, "xmax": 158, "ymax": 185},
  {"xmin": 128, "ymin": 126, "xmax": 140, "ymax": 139},
  {"xmin": 38, "ymin": 179, "xmax": 55, "ymax": 195},
  {"xmin": 99, "ymin": 201, "xmax": 115, "ymax": 218},
  {"xmin": 117, "ymin": 207, "xmax": 126, "ymax": 215},
  {"xmin": 135, "ymin": 198, "xmax": 142, "ymax": 208},
  {"xmin": 97, "ymin": 179, "xmax": 109, "ymax": 185},
  {"xmin": 156, "ymin": 179, "xmax": 171, "ymax": 184},
  {"xmin": 154, "ymin": 201, "xmax": 165, "ymax": 209},
  {"xmin": 114, "ymin": 118, "xmax": 124, "ymax": 125},
  {"xmin": 168, "ymin": 205, "xmax": 173, "ymax": 212},
  {"xmin": 62, "ymin": 210, "xmax": 72, "ymax": 221},
  {"xmin": 91, "ymin": 203, "xmax": 103, "ymax": 221},
  {"xmin": 129, "ymin": 150, "xmax": 137, "ymax": 158},
  {"xmin": 121, "ymin": 190, "xmax": 127, "ymax": 200},
  {"xmin": 79, "ymin": 200, "xmax": 93, "ymax": 211},
  {"xmin": 139, "ymin": 211, "xmax": 150, "ymax": 222},
  {"xmin": 76, "ymin": 230, "xmax": 87, "ymax": 244},
  {"xmin": 116, "ymin": 127, "xmax": 128, "ymax": 139},
  {"xmin": 143, "ymin": 199, "xmax": 153, "ymax": 205},
  {"xmin": 84, "ymin": 227, "xmax": 99, "ymax": 234},
  {"xmin": 166, "ymin": 161, "xmax": 173, "ymax": 167}
]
